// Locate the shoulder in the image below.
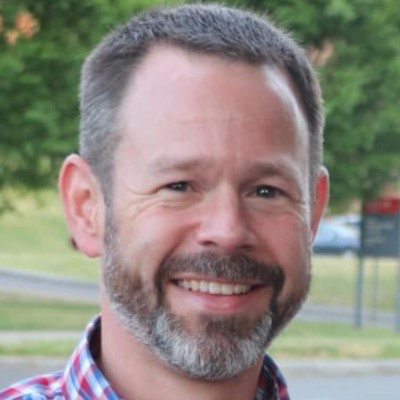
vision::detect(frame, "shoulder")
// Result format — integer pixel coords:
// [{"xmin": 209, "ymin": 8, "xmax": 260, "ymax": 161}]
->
[{"xmin": 0, "ymin": 371, "xmax": 64, "ymax": 400}]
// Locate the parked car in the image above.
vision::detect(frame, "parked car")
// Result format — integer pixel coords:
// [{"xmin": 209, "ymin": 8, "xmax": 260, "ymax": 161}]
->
[
  {"xmin": 327, "ymin": 213, "xmax": 361, "ymax": 233},
  {"xmin": 313, "ymin": 221, "xmax": 360, "ymax": 256}
]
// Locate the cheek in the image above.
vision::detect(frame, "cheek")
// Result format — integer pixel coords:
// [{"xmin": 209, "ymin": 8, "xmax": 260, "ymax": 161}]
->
[
  {"xmin": 256, "ymin": 214, "xmax": 312, "ymax": 295},
  {"xmin": 113, "ymin": 207, "xmax": 195, "ymax": 282}
]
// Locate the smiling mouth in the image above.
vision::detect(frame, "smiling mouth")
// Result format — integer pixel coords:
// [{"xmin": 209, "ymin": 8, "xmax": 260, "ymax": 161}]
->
[{"xmin": 174, "ymin": 279, "xmax": 255, "ymax": 295}]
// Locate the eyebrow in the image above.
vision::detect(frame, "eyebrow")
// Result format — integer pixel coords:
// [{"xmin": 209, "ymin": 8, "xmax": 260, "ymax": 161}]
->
[
  {"xmin": 149, "ymin": 157, "xmax": 303, "ymax": 185},
  {"xmin": 246, "ymin": 160, "xmax": 304, "ymax": 193},
  {"xmin": 149, "ymin": 157, "xmax": 211, "ymax": 174},
  {"xmin": 247, "ymin": 160, "xmax": 302, "ymax": 181}
]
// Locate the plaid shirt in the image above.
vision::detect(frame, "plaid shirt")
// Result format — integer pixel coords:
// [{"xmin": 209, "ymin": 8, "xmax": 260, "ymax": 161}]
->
[{"xmin": 0, "ymin": 316, "xmax": 290, "ymax": 400}]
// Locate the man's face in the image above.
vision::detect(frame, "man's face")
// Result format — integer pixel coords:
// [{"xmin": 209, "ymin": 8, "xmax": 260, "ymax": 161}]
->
[{"xmin": 102, "ymin": 46, "xmax": 322, "ymax": 379}]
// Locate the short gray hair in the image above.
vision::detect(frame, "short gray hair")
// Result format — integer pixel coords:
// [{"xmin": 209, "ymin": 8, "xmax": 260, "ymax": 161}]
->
[{"xmin": 80, "ymin": 3, "xmax": 324, "ymax": 195}]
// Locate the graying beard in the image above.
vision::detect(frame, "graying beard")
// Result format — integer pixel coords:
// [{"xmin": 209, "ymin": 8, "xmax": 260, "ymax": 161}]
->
[
  {"xmin": 110, "ymin": 296, "xmax": 273, "ymax": 380},
  {"xmin": 101, "ymin": 207, "xmax": 306, "ymax": 380}
]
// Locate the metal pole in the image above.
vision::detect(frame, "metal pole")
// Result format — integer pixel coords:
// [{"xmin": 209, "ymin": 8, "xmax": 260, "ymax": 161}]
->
[
  {"xmin": 372, "ymin": 257, "xmax": 379, "ymax": 325},
  {"xmin": 396, "ymin": 256, "xmax": 400, "ymax": 333},
  {"xmin": 355, "ymin": 255, "xmax": 365, "ymax": 328},
  {"xmin": 395, "ymin": 213, "xmax": 400, "ymax": 333}
]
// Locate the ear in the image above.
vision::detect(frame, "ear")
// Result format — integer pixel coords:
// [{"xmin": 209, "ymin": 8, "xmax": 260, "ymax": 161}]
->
[
  {"xmin": 59, "ymin": 154, "xmax": 104, "ymax": 258},
  {"xmin": 310, "ymin": 166, "xmax": 330, "ymax": 240}
]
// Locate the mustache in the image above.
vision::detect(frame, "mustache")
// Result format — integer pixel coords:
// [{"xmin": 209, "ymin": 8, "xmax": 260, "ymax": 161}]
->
[{"xmin": 157, "ymin": 252, "xmax": 284, "ymax": 290}]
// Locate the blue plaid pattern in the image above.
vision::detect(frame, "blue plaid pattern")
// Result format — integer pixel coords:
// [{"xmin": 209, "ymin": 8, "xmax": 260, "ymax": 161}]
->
[{"xmin": 0, "ymin": 316, "xmax": 290, "ymax": 399}]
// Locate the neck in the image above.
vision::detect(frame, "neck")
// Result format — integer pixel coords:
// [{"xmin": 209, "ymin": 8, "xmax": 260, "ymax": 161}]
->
[{"xmin": 98, "ymin": 289, "xmax": 263, "ymax": 400}]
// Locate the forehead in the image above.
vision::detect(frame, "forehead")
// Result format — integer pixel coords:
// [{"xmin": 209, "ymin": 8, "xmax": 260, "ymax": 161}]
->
[{"xmin": 116, "ymin": 44, "xmax": 309, "ymax": 161}]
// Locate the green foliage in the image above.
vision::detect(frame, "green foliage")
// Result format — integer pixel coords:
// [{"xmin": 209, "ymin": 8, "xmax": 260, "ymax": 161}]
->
[
  {"xmin": 201, "ymin": 0, "xmax": 400, "ymax": 208},
  {"xmin": 1, "ymin": 1, "xmax": 102, "ymax": 191},
  {"xmin": 1, "ymin": 0, "xmax": 400, "ymax": 208},
  {"xmin": 0, "ymin": 0, "xmax": 167, "ymax": 211}
]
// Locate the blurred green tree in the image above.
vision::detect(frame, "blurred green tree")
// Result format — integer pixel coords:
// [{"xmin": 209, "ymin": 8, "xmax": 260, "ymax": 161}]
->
[
  {"xmin": 201, "ymin": 0, "xmax": 400, "ymax": 210},
  {"xmin": 1, "ymin": 0, "xmax": 400, "ymax": 210},
  {"xmin": 0, "ymin": 0, "xmax": 164, "ymax": 210}
]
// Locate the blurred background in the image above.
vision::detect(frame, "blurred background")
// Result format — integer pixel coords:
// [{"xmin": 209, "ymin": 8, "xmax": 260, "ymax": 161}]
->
[{"xmin": 1, "ymin": 0, "xmax": 400, "ymax": 398}]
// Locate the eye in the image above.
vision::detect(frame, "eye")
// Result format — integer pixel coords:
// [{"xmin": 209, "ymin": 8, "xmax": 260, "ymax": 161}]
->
[
  {"xmin": 166, "ymin": 181, "xmax": 190, "ymax": 192},
  {"xmin": 255, "ymin": 185, "xmax": 283, "ymax": 198}
]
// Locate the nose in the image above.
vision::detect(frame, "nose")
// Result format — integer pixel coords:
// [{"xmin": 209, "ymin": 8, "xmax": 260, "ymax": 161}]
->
[{"xmin": 195, "ymin": 187, "xmax": 256, "ymax": 253}]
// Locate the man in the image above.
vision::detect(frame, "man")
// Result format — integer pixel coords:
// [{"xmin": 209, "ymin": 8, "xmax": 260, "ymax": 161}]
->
[{"xmin": 1, "ymin": 4, "xmax": 328, "ymax": 400}]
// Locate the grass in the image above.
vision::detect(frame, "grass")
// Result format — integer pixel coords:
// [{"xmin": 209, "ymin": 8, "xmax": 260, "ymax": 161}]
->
[
  {"xmin": 0, "ymin": 293, "xmax": 99, "ymax": 331},
  {"xmin": 0, "ymin": 341, "xmax": 77, "ymax": 357},
  {"xmin": 0, "ymin": 190, "xmax": 398, "ymax": 311},
  {"xmin": 309, "ymin": 255, "xmax": 398, "ymax": 311},
  {"xmin": 0, "ymin": 190, "xmax": 98, "ymax": 281},
  {"xmin": 270, "ymin": 320, "xmax": 400, "ymax": 360},
  {"xmin": 0, "ymin": 190, "xmax": 399, "ymax": 359},
  {"xmin": 0, "ymin": 292, "xmax": 398, "ymax": 359},
  {"xmin": 0, "ymin": 314, "xmax": 399, "ymax": 359},
  {"xmin": 0, "ymin": 293, "xmax": 98, "ymax": 356}
]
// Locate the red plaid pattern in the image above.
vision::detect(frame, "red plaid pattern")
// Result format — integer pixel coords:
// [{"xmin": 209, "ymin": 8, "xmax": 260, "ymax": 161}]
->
[{"xmin": 0, "ymin": 316, "xmax": 290, "ymax": 399}]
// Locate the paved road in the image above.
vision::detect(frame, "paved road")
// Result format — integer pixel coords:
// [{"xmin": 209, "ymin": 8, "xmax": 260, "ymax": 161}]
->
[
  {"xmin": 0, "ymin": 358, "xmax": 65, "ymax": 390},
  {"xmin": 1, "ymin": 268, "xmax": 399, "ymax": 397},
  {"xmin": 286, "ymin": 373, "xmax": 399, "ymax": 399},
  {"xmin": 0, "ymin": 267, "xmax": 397, "ymax": 328},
  {"xmin": 0, "ymin": 331, "xmax": 81, "ymax": 343},
  {"xmin": 281, "ymin": 359, "xmax": 400, "ymax": 399},
  {"xmin": 0, "ymin": 267, "xmax": 99, "ymax": 304},
  {"xmin": 296, "ymin": 303, "xmax": 398, "ymax": 329},
  {"xmin": 1, "ymin": 358, "xmax": 399, "ymax": 397}
]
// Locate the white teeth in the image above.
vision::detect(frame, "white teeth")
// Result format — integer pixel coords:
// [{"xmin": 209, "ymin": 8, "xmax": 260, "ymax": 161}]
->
[
  {"xmin": 177, "ymin": 280, "xmax": 251, "ymax": 295},
  {"xmin": 209, "ymin": 282, "xmax": 220, "ymax": 294},
  {"xmin": 234, "ymin": 285, "xmax": 244, "ymax": 294},
  {"xmin": 200, "ymin": 281, "xmax": 209, "ymax": 292},
  {"xmin": 221, "ymin": 284, "xmax": 234, "ymax": 295},
  {"xmin": 191, "ymin": 280, "xmax": 199, "ymax": 291}
]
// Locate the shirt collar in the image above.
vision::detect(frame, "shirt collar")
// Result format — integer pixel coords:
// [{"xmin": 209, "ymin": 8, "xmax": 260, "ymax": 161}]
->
[
  {"xmin": 61, "ymin": 315, "xmax": 289, "ymax": 400},
  {"xmin": 256, "ymin": 354, "xmax": 290, "ymax": 400},
  {"xmin": 61, "ymin": 315, "xmax": 120, "ymax": 399}
]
